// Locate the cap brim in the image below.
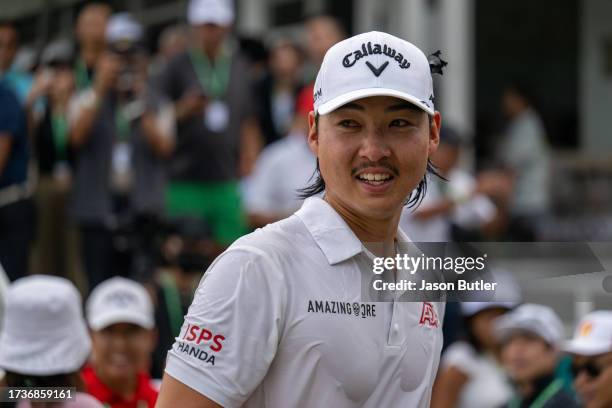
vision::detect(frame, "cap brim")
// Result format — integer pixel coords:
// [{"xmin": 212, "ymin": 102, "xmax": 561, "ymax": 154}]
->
[
  {"xmin": 563, "ymin": 339, "xmax": 612, "ymax": 356},
  {"xmin": 89, "ymin": 311, "xmax": 154, "ymax": 331},
  {"xmin": 495, "ymin": 321, "xmax": 554, "ymax": 345},
  {"xmin": 316, "ymin": 88, "xmax": 434, "ymax": 116},
  {"xmin": 189, "ymin": 18, "xmax": 233, "ymax": 26}
]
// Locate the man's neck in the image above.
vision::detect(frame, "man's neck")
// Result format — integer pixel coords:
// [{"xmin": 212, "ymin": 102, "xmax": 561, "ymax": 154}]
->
[
  {"xmin": 517, "ymin": 373, "xmax": 555, "ymax": 402},
  {"xmin": 80, "ymin": 45, "xmax": 103, "ymax": 68},
  {"xmin": 97, "ymin": 367, "xmax": 138, "ymax": 400},
  {"xmin": 200, "ymin": 44, "xmax": 222, "ymax": 62},
  {"xmin": 324, "ymin": 195, "xmax": 400, "ymax": 256},
  {"xmin": 517, "ymin": 380, "xmax": 535, "ymax": 399}
]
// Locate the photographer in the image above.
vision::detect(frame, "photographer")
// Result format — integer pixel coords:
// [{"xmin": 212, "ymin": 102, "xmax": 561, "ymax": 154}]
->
[
  {"xmin": 26, "ymin": 39, "xmax": 84, "ymax": 289},
  {"xmin": 68, "ymin": 13, "xmax": 175, "ymax": 291}
]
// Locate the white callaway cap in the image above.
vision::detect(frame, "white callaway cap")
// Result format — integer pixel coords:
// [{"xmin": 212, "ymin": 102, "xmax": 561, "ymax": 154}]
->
[
  {"xmin": 495, "ymin": 303, "xmax": 565, "ymax": 347},
  {"xmin": 313, "ymin": 31, "xmax": 435, "ymax": 116},
  {"xmin": 87, "ymin": 277, "xmax": 154, "ymax": 331},
  {"xmin": 564, "ymin": 311, "xmax": 612, "ymax": 356},
  {"xmin": 0, "ymin": 275, "xmax": 91, "ymax": 375},
  {"xmin": 188, "ymin": 0, "xmax": 234, "ymax": 26}
]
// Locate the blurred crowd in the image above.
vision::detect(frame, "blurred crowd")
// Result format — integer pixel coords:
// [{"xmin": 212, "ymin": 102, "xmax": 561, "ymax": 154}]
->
[
  {"xmin": 1, "ymin": 0, "xmax": 606, "ymax": 407},
  {"xmin": 0, "ymin": 274, "xmax": 610, "ymax": 408},
  {"xmin": 0, "ymin": 0, "xmax": 555, "ymax": 290}
]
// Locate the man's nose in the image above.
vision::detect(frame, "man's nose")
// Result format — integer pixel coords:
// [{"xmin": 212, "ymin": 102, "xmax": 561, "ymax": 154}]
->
[
  {"xmin": 359, "ymin": 129, "xmax": 391, "ymax": 163},
  {"xmin": 574, "ymin": 371, "xmax": 591, "ymax": 392}
]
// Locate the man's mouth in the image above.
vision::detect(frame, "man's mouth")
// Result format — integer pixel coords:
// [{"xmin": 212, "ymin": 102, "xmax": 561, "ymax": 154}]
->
[{"xmin": 355, "ymin": 172, "xmax": 395, "ymax": 186}]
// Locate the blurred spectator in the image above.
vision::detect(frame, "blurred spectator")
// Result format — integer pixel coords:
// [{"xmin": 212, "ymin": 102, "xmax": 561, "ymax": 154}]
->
[
  {"xmin": 432, "ymin": 302, "xmax": 515, "ymax": 408},
  {"xmin": 0, "ymin": 275, "xmax": 103, "ymax": 407},
  {"xmin": 244, "ymin": 97, "xmax": 315, "ymax": 228},
  {"xmin": 11, "ymin": 45, "xmax": 37, "ymax": 76},
  {"xmin": 150, "ymin": 218, "xmax": 212, "ymax": 379},
  {"xmin": 27, "ymin": 39, "xmax": 85, "ymax": 291},
  {"xmin": 255, "ymin": 39, "xmax": 304, "ymax": 145},
  {"xmin": 303, "ymin": 14, "xmax": 346, "ymax": 80},
  {"xmin": 74, "ymin": 3, "xmax": 112, "ymax": 90},
  {"xmin": 68, "ymin": 13, "xmax": 175, "ymax": 289},
  {"xmin": 401, "ymin": 127, "xmax": 497, "ymax": 242},
  {"xmin": 0, "ymin": 21, "xmax": 32, "ymax": 104},
  {"xmin": 84, "ymin": 277, "xmax": 158, "ymax": 408},
  {"xmin": 149, "ymin": 24, "xmax": 189, "ymax": 80},
  {"xmin": 292, "ymin": 15, "xmax": 345, "ymax": 136},
  {"xmin": 498, "ymin": 81, "xmax": 551, "ymax": 241},
  {"xmin": 158, "ymin": 0, "xmax": 262, "ymax": 250},
  {"xmin": 238, "ymin": 36, "xmax": 269, "ymax": 83},
  {"xmin": 496, "ymin": 304, "xmax": 579, "ymax": 408},
  {"xmin": 564, "ymin": 311, "xmax": 612, "ymax": 408},
  {"xmin": 0, "ymin": 82, "xmax": 34, "ymax": 281}
]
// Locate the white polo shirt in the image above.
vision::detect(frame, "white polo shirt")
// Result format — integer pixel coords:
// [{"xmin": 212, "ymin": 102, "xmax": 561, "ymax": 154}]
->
[
  {"xmin": 243, "ymin": 131, "xmax": 315, "ymax": 216},
  {"xmin": 165, "ymin": 197, "xmax": 445, "ymax": 407}
]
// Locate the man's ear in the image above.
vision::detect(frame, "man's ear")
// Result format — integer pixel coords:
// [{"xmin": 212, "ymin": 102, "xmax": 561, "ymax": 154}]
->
[
  {"xmin": 307, "ymin": 111, "xmax": 319, "ymax": 156},
  {"xmin": 428, "ymin": 111, "xmax": 441, "ymax": 156}
]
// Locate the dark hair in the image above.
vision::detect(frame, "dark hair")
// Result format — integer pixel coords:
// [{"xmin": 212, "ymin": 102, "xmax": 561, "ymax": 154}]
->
[
  {"xmin": 298, "ymin": 113, "xmax": 444, "ymax": 209},
  {"xmin": 238, "ymin": 36, "xmax": 269, "ymax": 65},
  {"xmin": 4, "ymin": 371, "xmax": 85, "ymax": 391}
]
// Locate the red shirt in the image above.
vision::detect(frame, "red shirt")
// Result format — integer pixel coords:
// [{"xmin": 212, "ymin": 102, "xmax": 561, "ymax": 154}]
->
[{"xmin": 82, "ymin": 365, "xmax": 158, "ymax": 408}]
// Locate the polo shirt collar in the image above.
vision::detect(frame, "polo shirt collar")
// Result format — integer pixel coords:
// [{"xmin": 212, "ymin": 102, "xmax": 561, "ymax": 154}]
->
[{"xmin": 295, "ymin": 197, "xmax": 411, "ymax": 265}]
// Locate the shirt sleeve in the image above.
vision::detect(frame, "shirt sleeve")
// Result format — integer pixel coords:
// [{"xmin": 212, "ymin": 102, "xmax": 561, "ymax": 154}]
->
[{"xmin": 164, "ymin": 246, "xmax": 287, "ymax": 408}]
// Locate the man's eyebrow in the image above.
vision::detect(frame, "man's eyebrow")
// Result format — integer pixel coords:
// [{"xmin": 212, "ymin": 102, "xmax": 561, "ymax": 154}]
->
[
  {"xmin": 385, "ymin": 102, "xmax": 422, "ymax": 113},
  {"xmin": 335, "ymin": 102, "xmax": 365, "ymax": 112}
]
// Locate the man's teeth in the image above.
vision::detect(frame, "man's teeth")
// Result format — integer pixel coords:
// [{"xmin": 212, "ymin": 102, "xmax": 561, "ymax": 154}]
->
[
  {"xmin": 358, "ymin": 173, "xmax": 392, "ymax": 185},
  {"xmin": 358, "ymin": 173, "xmax": 391, "ymax": 181}
]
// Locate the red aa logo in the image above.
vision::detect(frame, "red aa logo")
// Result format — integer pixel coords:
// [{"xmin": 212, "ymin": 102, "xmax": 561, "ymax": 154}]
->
[{"xmin": 419, "ymin": 302, "xmax": 439, "ymax": 328}]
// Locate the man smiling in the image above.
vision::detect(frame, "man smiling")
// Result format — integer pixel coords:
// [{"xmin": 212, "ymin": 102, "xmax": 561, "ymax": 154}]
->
[{"xmin": 156, "ymin": 31, "xmax": 443, "ymax": 408}]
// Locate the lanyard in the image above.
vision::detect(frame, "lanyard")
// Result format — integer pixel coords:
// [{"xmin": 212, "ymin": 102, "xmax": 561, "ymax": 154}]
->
[
  {"xmin": 51, "ymin": 112, "xmax": 69, "ymax": 161},
  {"xmin": 160, "ymin": 272, "xmax": 185, "ymax": 338},
  {"xmin": 74, "ymin": 58, "xmax": 92, "ymax": 90},
  {"xmin": 188, "ymin": 48, "xmax": 230, "ymax": 100},
  {"xmin": 115, "ymin": 107, "xmax": 131, "ymax": 142},
  {"xmin": 508, "ymin": 379, "xmax": 563, "ymax": 408}
]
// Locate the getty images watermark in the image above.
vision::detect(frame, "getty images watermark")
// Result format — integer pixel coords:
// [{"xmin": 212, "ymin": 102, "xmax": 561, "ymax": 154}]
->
[
  {"xmin": 359, "ymin": 242, "xmax": 611, "ymax": 303},
  {"xmin": 371, "ymin": 252, "xmax": 497, "ymax": 292}
]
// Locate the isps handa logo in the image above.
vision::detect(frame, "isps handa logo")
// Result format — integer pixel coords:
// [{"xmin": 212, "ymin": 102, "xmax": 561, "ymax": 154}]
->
[
  {"xmin": 175, "ymin": 324, "xmax": 226, "ymax": 366},
  {"xmin": 307, "ymin": 299, "xmax": 376, "ymax": 319}
]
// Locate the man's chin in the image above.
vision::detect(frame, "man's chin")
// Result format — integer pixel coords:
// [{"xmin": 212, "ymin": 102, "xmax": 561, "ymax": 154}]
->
[{"xmin": 355, "ymin": 198, "xmax": 404, "ymax": 220}]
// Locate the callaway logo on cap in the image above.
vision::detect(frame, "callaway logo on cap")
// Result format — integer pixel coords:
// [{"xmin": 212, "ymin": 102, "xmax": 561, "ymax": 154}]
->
[{"xmin": 313, "ymin": 31, "xmax": 435, "ymax": 115}]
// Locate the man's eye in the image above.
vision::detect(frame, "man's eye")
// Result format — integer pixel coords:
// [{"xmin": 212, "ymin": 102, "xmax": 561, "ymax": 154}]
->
[
  {"xmin": 338, "ymin": 119, "xmax": 360, "ymax": 128},
  {"xmin": 390, "ymin": 119, "xmax": 412, "ymax": 127}
]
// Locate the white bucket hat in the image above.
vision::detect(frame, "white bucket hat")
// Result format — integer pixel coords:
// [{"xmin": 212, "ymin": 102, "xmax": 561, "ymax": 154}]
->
[
  {"xmin": 313, "ymin": 31, "xmax": 435, "ymax": 116},
  {"xmin": 0, "ymin": 275, "xmax": 91, "ymax": 375},
  {"xmin": 86, "ymin": 277, "xmax": 154, "ymax": 331}
]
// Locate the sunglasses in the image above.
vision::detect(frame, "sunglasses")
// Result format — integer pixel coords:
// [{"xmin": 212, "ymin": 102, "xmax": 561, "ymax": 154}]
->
[{"xmin": 571, "ymin": 361, "xmax": 602, "ymax": 379}]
